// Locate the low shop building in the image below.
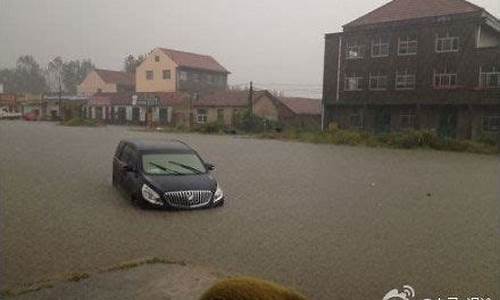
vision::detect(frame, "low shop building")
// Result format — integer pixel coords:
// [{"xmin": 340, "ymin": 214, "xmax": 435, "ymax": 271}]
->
[
  {"xmin": 192, "ymin": 90, "xmax": 250, "ymax": 126},
  {"xmin": 85, "ymin": 92, "xmax": 190, "ymax": 126},
  {"xmin": 0, "ymin": 93, "xmax": 17, "ymax": 112},
  {"xmin": 253, "ymin": 92, "xmax": 321, "ymax": 129},
  {"xmin": 21, "ymin": 95, "xmax": 87, "ymax": 120}
]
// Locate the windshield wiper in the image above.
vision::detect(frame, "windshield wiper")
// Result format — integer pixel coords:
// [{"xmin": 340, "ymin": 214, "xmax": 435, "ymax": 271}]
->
[
  {"xmin": 149, "ymin": 162, "xmax": 182, "ymax": 175},
  {"xmin": 168, "ymin": 161, "xmax": 203, "ymax": 175}
]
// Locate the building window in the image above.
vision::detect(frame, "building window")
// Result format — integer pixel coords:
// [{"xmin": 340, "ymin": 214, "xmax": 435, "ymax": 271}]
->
[
  {"xmin": 179, "ymin": 71, "xmax": 188, "ymax": 81},
  {"xmin": 350, "ymin": 111, "xmax": 363, "ymax": 129},
  {"xmin": 398, "ymin": 36, "xmax": 418, "ymax": 56},
  {"xmin": 483, "ymin": 115, "xmax": 500, "ymax": 131},
  {"xmin": 400, "ymin": 108, "xmax": 416, "ymax": 130},
  {"xmin": 371, "ymin": 38, "xmax": 389, "ymax": 57},
  {"xmin": 344, "ymin": 75, "xmax": 363, "ymax": 91},
  {"xmin": 395, "ymin": 70, "xmax": 416, "ymax": 90},
  {"xmin": 162, "ymin": 70, "xmax": 171, "ymax": 80},
  {"xmin": 193, "ymin": 73, "xmax": 200, "ymax": 82},
  {"xmin": 433, "ymin": 70, "xmax": 457, "ymax": 89},
  {"xmin": 146, "ymin": 70, "xmax": 154, "ymax": 80},
  {"xmin": 155, "ymin": 55, "xmax": 160, "ymax": 62},
  {"xmin": 196, "ymin": 109, "xmax": 208, "ymax": 123},
  {"xmin": 346, "ymin": 41, "xmax": 364, "ymax": 59},
  {"xmin": 217, "ymin": 109, "xmax": 224, "ymax": 122},
  {"xmin": 435, "ymin": 34, "xmax": 459, "ymax": 53},
  {"xmin": 479, "ymin": 67, "xmax": 500, "ymax": 89},
  {"xmin": 369, "ymin": 74, "xmax": 387, "ymax": 90}
]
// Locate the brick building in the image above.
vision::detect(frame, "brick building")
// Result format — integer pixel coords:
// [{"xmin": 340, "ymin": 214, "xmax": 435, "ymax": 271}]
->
[{"xmin": 322, "ymin": 0, "xmax": 500, "ymax": 140}]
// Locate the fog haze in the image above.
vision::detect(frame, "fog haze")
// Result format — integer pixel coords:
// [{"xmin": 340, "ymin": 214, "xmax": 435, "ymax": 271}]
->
[{"xmin": 1, "ymin": 0, "xmax": 499, "ymax": 96}]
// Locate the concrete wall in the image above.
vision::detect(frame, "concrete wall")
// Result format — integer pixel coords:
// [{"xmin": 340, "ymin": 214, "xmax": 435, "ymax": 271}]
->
[
  {"xmin": 136, "ymin": 48, "xmax": 178, "ymax": 93},
  {"xmin": 77, "ymin": 70, "xmax": 118, "ymax": 96},
  {"xmin": 254, "ymin": 95, "xmax": 279, "ymax": 121}
]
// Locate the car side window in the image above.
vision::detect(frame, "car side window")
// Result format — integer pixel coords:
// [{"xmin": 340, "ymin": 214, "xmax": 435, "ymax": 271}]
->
[{"xmin": 120, "ymin": 145, "xmax": 132, "ymax": 163}]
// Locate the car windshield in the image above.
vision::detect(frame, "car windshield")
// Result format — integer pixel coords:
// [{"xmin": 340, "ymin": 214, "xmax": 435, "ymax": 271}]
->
[{"xmin": 142, "ymin": 153, "xmax": 206, "ymax": 175}]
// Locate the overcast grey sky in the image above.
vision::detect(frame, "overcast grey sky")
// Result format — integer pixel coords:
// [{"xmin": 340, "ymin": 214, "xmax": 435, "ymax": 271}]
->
[{"xmin": 1, "ymin": 0, "xmax": 499, "ymax": 96}]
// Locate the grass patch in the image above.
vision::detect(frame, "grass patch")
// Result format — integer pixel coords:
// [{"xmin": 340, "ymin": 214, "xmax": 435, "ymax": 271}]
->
[
  {"xmin": 103, "ymin": 257, "xmax": 186, "ymax": 273},
  {"xmin": 253, "ymin": 129, "xmax": 498, "ymax": 154},
  {"xmin": 0, "ymin": 283, "xmax": 54, "ymax": 298},
  {"xmin": 61, "ymin": 117, "xmax": 102, "ymax": 127},
  {"xmin": 66, "ymin": 272, "xmax": 90, "ymax": 282}
]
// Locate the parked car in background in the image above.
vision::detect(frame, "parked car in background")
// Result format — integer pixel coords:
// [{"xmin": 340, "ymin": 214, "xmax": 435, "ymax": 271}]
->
[
  {"xmin": 23, "ymin": 111, "xmax": 39, "ymax": 121},
  {"xmin": 0, "ymin": 108, "xmax": 22, "ymax": 120},
  {"xmin": 112, "ymin": 139, "xmax": 224, "ymax": 209}
]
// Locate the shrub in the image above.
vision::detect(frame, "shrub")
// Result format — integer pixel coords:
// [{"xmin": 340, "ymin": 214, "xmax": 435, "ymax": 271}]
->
[
  {"xmin": 328, "ymin": 129, "xmax": 364, "ymax": 145},
  {"xmin": 62, "ymin": 117, "xmax": 99, "ymax": 127},
  {"xmin": 200, "ymin": 277, "xmax": 308, "ymax": 300},
  {"xmin": 196, "ymin": 121, "xmax": 224, "ymax": 134}
]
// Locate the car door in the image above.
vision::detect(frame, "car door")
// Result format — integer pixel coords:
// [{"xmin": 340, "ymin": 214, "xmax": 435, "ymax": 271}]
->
[
  {"xmin": 122, "ymin": 148, "xmax": 141, "ymax": 195},
  {"xmin": 113, "ymin": 142, "xmax": 125, "ymax": 181},
  {"xmin": 116, "ymin": 144, "xmax": 134, "ymax": 188}
]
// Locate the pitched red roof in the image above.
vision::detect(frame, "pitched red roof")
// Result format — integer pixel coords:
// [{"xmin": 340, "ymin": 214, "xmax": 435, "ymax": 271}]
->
[
  {"xmin": 159, "ymin": 48, "xmax": 230, "ymax": 74},
  {"xmin": 277, "ymin": 97, "xmax": 321, "ymax": 115},
  {"xmin": 94, "ymin": 69, "xmax": 134, "ymax": 87},
  {"xmin": 89, "ymin": 92, "xmax": 133, "ymax": 106},
  {"xmin": 344, "ymin": 0, "xmax": 482, "ymax": 28},
  {"xmin": 193, "ymin": 90, "xmax": 255, "ymax": 107}
]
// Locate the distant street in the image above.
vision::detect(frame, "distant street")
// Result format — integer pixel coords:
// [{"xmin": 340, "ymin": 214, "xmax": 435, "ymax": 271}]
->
[{"xmin": 0, "ymin": 121, "xmax": 498, "ymax": 299}]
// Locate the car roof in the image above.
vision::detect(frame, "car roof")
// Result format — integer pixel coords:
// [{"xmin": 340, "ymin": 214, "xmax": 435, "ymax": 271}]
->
[{"xmin": 122, "ymin": 139, "xmax": 194, "ymax": 153}]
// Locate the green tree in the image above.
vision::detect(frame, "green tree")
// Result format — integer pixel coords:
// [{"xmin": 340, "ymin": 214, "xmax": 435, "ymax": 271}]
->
[
  {"xmin": 14, "ymin": 55, "xmax": 47, "ymax": 94},
  {"xmin": 61, "ymin": 59, "xmax": 94, "ymax": 94},
  {"xmin": 123, "ymin": 54, "xmax": 144, "ymax": 74}
]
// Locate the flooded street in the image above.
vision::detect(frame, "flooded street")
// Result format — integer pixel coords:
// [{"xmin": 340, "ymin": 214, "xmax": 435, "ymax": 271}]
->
[{"xmin": 0, "ymin": 121, "xmax": 498, "ymax": 299}]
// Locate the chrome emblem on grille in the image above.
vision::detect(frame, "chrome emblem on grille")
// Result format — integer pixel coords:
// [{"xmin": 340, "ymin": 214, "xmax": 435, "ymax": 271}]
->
[{"xmin": 186, "ymin": 192, "xmax": 194, "ymax": 201}]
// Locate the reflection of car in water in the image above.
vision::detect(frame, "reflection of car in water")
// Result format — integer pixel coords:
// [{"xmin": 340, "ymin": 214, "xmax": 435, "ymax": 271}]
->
[{"xmin": 112, "ymin": 139, "xmax": 224, "ymax": 209}]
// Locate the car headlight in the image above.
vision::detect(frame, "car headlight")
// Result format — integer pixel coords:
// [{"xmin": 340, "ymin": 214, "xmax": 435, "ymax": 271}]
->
[
  {"xmin": 214, "ymin": 185, "xmax": 224, "ymax": 202},
  {"xmin": 141, "ymin": 184, "xmax": 162, "ymax": 205}
]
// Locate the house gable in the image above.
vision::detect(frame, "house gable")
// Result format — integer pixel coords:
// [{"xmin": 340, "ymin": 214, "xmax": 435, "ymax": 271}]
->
[
  {"xmin": 77, "ymin": 70, "xmax": 118, "ymax": 96},
  {"xmin": 136, "ymin": 48, "xmax": 179, "ymax": 93}
]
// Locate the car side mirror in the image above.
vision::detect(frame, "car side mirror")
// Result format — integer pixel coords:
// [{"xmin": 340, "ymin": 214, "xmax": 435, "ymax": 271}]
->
[
  {"xmin": 205, "ymin": 163, "xmax": 215, "ymax": 171},
  {"xmin": 122, "ymin": 164, "xmax": 136, "ymax": 173}
]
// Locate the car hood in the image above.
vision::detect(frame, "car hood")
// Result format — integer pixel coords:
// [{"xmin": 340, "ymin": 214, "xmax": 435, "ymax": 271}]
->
[{"xmin": 144, "ymin": 173, "xmax": 217, "ymax": 192}]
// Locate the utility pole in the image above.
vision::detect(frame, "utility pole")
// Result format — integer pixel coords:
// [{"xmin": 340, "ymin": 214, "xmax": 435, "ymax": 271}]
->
[
  {"xmin": 58, "ymin": 73, "xmax": 62, "ymax": 121},
  {"xmin": 248, "ymin": 81, "xmax": 253, "ymax": 114}
]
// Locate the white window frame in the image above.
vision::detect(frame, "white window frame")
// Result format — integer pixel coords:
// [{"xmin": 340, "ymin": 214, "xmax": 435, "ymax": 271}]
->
[
  {"xmin": 482, "ymin": 114, "xmax": 500, "ymax": 132},
  {"xmin": 400, "ymin": 108, "xmax": 416, "ymax": 130},
  {"xmin": 346, "ymin": 41, "xmax": 364, "ymax": 59},
  {"xmin": 398, "ymin": 37, "xmax": 418, "ymax": 56},
  {"xmin": 196, "ymin": 109, "xmax": 208, "ymax": 124},
  {"xmin": 479, "ymin": 67, "xmax": 500, "ymax": 89},
  {"xmin": 162, "ymin": 69, "xmax": 171, "ymax": 80},
  {"xmin": 433, "ymin": 71, "xmax": 457, "ymax": 89},
  {"xmin": 146, "ymin": 70, "xmax": 154, "ymax": 80},
  {"xmin": 371, "ymin": 38, "xmax": 389, "ymax": 57},
  {"xmin": 395, "ymin": 71, "xmax": 416, "ymax": 90},
  {"xmin": 435, "ymin": 34, "xmax": 459, "ymax": 53},
  {"xmin": 344, "ymin": 75, "xmax": 363, "ymax": 91},
  {"xmin": 179, "ymin": 71, "xmax": 188, "ymax": 81},
  {"xmin": 369, "ymin": 74, "xmax": 387, "ymax": 90}
]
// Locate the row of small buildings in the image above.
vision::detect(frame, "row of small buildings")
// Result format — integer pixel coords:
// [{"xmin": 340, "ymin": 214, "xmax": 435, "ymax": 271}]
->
[{"xmin": 77, "ymin": 47, "xmax": 320, "ymax": 128}]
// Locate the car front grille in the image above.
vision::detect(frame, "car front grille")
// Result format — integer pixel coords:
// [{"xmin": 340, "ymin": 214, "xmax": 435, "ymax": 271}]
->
[{"xmin": 164, "ymin": 190, "xmax": 213, "ymax": 208}]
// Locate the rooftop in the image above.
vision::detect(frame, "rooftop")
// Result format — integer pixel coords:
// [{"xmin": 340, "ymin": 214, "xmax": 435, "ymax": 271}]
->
[
  {"xmin": 159, "ymin": 48, "xmax": 230, "ymax": 74},
  {"xmin": 344, "ymin": 0, "xmax": 483, "ymax": 28},
  {"xmin": 278, "ymin": 97, "xmax": 322, "ymax": 115},
  {"xmin": 94, "ymin": 69, "xmax": 135, "ymax": 86}
]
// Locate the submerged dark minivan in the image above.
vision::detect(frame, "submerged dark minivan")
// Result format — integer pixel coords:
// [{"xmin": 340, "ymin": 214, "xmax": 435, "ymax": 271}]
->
[{"xmin": 112, "ymin": 139, "xmax": 224, "ymax": 209}]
